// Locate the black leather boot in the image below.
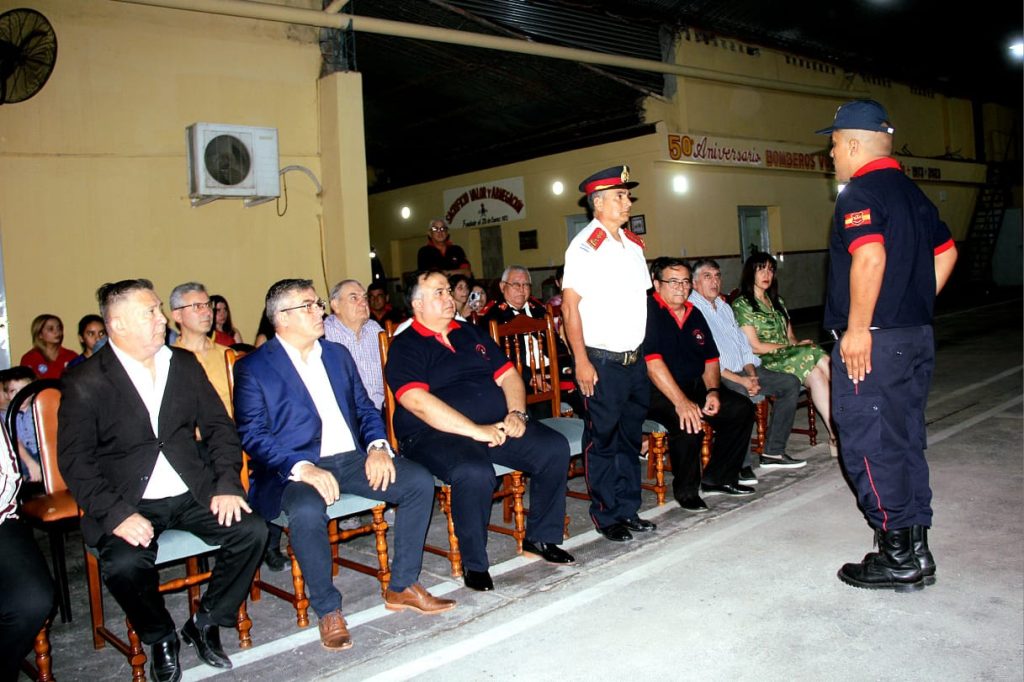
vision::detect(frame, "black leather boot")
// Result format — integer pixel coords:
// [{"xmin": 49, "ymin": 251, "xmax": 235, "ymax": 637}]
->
[
  {"xmin": 911, "ymin": 525, "xmax": 936, "ymax": 586},
  {"xmin": 838, "ymin": 528, "xmax": 924, "ymax": 593}
]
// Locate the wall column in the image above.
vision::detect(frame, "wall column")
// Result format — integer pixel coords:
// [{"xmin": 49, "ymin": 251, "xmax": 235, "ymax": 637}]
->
[{"xmin": 319, "ymin": 71, "xmax": 371, "ymax": 286}]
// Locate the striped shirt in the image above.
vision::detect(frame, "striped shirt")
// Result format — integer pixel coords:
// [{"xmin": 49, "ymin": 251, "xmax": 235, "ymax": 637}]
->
[
  {"xmin": 323, "ymin": 316, "xmax": 385, "ymax": 410},
  {"xmin": 688, "ymin": 292, "xmax": 760, "ymax": 373}
]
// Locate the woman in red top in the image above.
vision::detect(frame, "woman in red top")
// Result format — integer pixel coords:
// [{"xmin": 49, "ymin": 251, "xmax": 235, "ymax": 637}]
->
[
  {"xmin": 210, "ymin": 294, "xmax": 243, "ymax": 346},
  {"xmin": 19, "ymin": 314, "xmax": 78, "ymax": 379}
]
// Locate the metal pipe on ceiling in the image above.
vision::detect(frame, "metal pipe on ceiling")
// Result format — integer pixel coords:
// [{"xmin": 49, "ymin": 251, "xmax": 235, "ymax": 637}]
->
[{"xmin": 114, "ymin": 0, "xmax": 867, "ymax": 99}]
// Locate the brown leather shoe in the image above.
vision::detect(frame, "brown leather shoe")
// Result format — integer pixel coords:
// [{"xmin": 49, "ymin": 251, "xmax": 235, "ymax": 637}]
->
[
  {"xmin": 384, "ymin": 583, "xmax": 456, "ymax": 615},
  {"xmin": 318, "ymin": 610, "xmax": 353, "ymax": 650}
]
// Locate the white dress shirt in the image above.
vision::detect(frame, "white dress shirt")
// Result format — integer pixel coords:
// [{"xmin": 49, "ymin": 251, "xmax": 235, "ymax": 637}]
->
[
  {"xmin": 562, "ymin": 219, "xmax": 650, "ymax": 352},
  {"xmin": 109, "ymin": 341, "xmax": 189, "ymax": 499},
  {"xmin": 278, "ymin": 337, "xmax": 391, "ymax": 479}
]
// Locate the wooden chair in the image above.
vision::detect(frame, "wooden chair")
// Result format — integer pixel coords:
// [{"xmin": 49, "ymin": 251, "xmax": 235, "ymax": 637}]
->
[
  {"xmin": 790, "ymin": 387, "xmax": 818, "ymax": 446},
  {"xmin": 224, "ymin": 349, "xmax": 390, "ymax": 628},
  {"xmin": 378, "ymin": 328, "xmax": 526, "ymax": 578},
  {"xmin": 19, "ymin": 620, "xmax": 55, "ymax": 682},
  {"xmin": 7, "ymin": 380, "xmax": 79, "ymax": 624},
  {"xmin": 642, "ymin": 420, "xmax": 714, "ymax": 505},
  {"xmin": 488, "ymin": 313, "xmax": 584, "ymax": 510}
]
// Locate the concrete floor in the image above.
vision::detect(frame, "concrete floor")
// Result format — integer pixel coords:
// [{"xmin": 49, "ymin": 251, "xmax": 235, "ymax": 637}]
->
[{"xmin": 27, "ymin": 298, "xmax": 1023, "ymax": 681}]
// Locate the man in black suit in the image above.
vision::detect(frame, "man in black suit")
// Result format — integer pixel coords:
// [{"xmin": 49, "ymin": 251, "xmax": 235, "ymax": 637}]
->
[{"xmin": 58, "ymin": 279, "xmax": 266, "ymax": 682}]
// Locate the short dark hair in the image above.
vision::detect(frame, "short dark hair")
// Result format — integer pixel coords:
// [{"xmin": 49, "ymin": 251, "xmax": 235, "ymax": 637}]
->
[
  {"xmin": 77, "ymin": 314, "xmax": 104, "ymax": 337},
  {"xmin": 367, "ymin": 280, "xmax": 387, "ymax": 295},
  {"xmin": 408, "ymin": 270, "xmax": 447, "ymax": 303},
  {"xmin": 97, "ymin": 279, "xmax": 155, "ymax": 322},
  {"xmin": 265, "ymin": 278, "xmax": 314, "ymax": 325},
  {"xmin": 650, "ymin": 257, "xmax": 691, "ymax": 282},
  {"xmin": 3, "ymin": 365, "xmax": 36, "ymax": 386}
]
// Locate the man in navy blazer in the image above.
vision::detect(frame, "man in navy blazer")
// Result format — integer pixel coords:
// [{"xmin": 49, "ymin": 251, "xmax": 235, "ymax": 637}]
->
[{"xmin": 233, "ymin": 279, "xmax": 454, "ymax": 652}]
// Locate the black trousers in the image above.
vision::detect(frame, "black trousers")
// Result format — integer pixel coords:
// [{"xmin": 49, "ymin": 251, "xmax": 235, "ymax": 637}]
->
[
  {"xmin": 648, "ymin": 380, "xmax": 755, "ymax": 500},
  {"xmin": 402, "ymin": 422, "xmax": 569, "ymax": 573},
  {"xmin": 0, "ymin": 518, "xmax": 54, "ymax": 682},
  {"xmin": 95, "ymin": 493, "xmax": 266, "ymax": 645},
  {"xmin": 579, "ymin": 354, "xmax": 650, "ymax": 528}
]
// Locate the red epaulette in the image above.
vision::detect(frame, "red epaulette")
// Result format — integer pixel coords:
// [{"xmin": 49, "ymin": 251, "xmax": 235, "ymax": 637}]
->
[
  {"xmin": 479, "ymin": 300, "xmax": 498, "ymax": 315},
  {"xmin": 623, "ymin": 228, "xmax": 645, "ymax": 249},
  {"xmin": 586, "ymin": 228, "xmax": 607, "ymax": 250}
]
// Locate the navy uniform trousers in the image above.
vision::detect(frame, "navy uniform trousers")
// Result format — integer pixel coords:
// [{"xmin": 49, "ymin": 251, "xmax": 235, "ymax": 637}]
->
[
  {"xmin": 401, "ymin": 422, "xmax": 569, "ymax": 573},
  {"xmin": 832, "ymin": 326, "xmax": 935, "ymax": 531},
  {"xmin": 580, "ymin": 352, "xmax": 650, "ymax": 529}
]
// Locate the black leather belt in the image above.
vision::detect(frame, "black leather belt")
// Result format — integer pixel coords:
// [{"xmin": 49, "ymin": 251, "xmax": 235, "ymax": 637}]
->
[{"xmin": 585, "ymin": 346, "xmax": 641, "ymax": 366}]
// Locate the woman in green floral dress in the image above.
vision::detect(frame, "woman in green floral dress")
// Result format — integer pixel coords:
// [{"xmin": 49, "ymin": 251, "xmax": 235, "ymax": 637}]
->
[{"xmin": 732, "ymin": 252, "xmax": 836, "ymax": 453}]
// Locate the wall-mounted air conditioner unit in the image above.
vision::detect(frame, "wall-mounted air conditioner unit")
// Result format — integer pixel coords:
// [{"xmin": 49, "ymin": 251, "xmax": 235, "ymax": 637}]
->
[{"xmin": 186, "ymin": 122, "xmax": 280, "ymax": 207}]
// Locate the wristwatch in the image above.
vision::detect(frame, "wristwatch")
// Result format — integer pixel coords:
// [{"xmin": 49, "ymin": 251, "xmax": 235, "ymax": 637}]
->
[
  {"xmin": 509, "ymin": 409, "xmax": 530, "ymax": 424},
  {"xmin": 705, "ymin": 388, "xmax": 720, "ymax": 394}
]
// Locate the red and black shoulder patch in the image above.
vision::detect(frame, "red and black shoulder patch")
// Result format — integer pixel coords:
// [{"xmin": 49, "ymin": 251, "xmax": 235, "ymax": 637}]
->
[{"xmin": 623, "ymin": 228, "xmax": 645, "ymax": 249}]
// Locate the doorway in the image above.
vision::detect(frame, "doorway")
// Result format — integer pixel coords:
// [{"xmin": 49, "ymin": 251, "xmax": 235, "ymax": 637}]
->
[{"xmin": 738, "ymin": 206, "xmax": 770, "ymax": 259}]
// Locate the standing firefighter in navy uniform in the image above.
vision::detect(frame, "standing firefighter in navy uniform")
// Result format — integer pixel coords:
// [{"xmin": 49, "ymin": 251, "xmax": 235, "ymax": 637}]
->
[
  {"xmin": 817, "ymin": 100, "xmax": 958, "ymax": 592},
  {"xmin": 561, "ymin": 165, "xmax": 656, "ymax": 542}
]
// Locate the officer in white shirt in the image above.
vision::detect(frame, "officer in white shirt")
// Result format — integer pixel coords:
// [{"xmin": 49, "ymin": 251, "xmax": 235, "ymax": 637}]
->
[{"xmin": 561, "ymin": 165, "xmax": 656, "ymax": 542}]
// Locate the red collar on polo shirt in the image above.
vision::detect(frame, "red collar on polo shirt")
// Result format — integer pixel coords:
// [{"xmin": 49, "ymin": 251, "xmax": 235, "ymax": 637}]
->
[
  {"xmin": 653, "ymin": 292, "xmax": 694, "ymax": 329},
  {"xmin": 852, "ymin": 157, "xmax": 900, "ymax": 178},
  {"xmin": 411, "ymin": 319, "xmax": 461, "ymax": 352}
]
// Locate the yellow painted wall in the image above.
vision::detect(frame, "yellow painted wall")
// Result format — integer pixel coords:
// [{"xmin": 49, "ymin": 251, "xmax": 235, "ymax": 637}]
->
[{"xmin": 0, "ymin": 0, "xmax": 332, "ymax": 361}]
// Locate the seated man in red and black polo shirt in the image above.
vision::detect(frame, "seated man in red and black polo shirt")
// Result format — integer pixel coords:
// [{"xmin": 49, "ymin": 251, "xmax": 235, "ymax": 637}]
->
[
  {"xmin": 385, "ymin": 271, "xmax": 574, "ymax": 592},
  {"xmin": 644, "ymin": 257, "xmax": 756, "ymax": 512}
]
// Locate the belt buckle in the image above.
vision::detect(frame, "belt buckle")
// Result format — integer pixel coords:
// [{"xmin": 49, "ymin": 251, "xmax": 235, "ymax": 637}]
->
[{"xmin": 623, "ymin": 350, "xmax": 637, "ymax": 366}]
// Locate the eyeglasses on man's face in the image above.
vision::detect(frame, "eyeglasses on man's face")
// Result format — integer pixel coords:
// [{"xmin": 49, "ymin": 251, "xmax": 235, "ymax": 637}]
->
[
  {"xmin": 281, "ymin": 299, "xmax": 327, "ymax": 315},
  {"xmin": 658, "ymin": 278, "xmax": 691, "ymax": 288},
  {"xmin": 503, "ymin": 281, "xmax": 531, "ymax": 290},
  {"xmin": 430, "ymin": 225, "xmax": 448, "ymax": 233},
  {"xmin": 172, "ymin": 301, "xmax": 212, "ymax": 312}
]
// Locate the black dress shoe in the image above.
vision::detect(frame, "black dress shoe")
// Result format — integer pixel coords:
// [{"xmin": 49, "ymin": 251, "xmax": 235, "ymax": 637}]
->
[
  {"xmin": 597, "ymin": 523, "xmax": 633, "ymax": 542},
  {"xmin": 181, "ymin": 617, "xmax": 232, "ymax": 669},
  {"xmin": 621, "ymin": 516, "xmax": 656, "ymax": 532},
  {"xmin": 701, "ymin": 482, "xmax": 756, "ymax": 496},
  {"xmin": 677, "ymin": 496, "xmax": 709, "ymax": 513},
  {"xmin": 522, "ymin": 539, "xmax": 576, "ymax": 564},
  {"xmin": 263, "ymin": 546, "xmax": 288, "ymax": 572},
  {"xmin": 463, "ymin": 569, "xmax": 494, "ymax": 591},
  {"xmin": 149, "ymin": 634, "xmax": 182, "ymax": 682}
]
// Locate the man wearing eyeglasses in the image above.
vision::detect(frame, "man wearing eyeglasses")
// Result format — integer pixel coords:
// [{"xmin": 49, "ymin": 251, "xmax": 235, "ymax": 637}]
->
[
  {"xmin": 169, "ymin": 282, "xmax": 233, "ymax": 413},
  {"xmin": 234, "ymin": 279, "xmax": 454, "ymax": 652},
  {"xmin": 645, "ymin": 258, "xmax": 756, "ymax": 512},
  {"xmin": 483, "ymin": 265, "xmax": 583, "ymax": 417},
  {"xmin": 416, "ymin": 218, "xmax": 472, "ymax": 276}
]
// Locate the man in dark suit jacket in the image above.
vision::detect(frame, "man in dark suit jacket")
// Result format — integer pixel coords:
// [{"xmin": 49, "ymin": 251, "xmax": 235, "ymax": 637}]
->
[
  {"xmin": 232, "ymin": 278, "xmax": 454, "ymax": 652},
  {"xmin": 58, "ymin": 279, "xmax": 266, "ymax": 682}
]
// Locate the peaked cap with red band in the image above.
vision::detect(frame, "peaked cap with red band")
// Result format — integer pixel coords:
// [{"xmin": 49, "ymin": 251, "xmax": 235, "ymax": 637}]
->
[{"xmin": 579, "ymin": 164, "xmax": 639, "ymax": 196}]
